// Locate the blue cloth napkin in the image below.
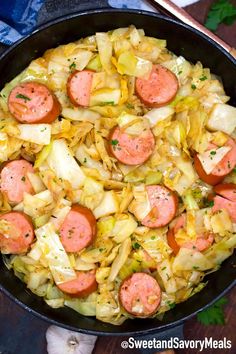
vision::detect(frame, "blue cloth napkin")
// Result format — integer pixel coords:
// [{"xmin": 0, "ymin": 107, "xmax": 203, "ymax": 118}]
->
[{"xmin": 0, "ymin": 0, "xmax": 44, "ymax": 45}]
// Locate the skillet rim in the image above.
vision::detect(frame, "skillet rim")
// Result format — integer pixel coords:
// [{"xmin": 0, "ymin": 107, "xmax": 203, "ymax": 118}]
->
[{"xmin": 0, "ymin": 8, "xmax": 235, "ymax": 336}]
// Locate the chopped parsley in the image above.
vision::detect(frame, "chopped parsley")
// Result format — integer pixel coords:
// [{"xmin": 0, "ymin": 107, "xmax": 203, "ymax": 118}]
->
[
  {"xmin": 16, "ymin": 93, "xmax": 31, "ymax": 101},
  {"xmin": 99, "ymin": 101, "xmax": 115, "ymax": 106},
  {"xmin": 210, "ymin": 150, "xmax": 216, "ymax": 155},
  {"xmin": 21, "ymin": 176, "xmax": 26, "ymax": 182},
  {"xmin": 126, "ymin": 102, "xmax": 134, "ymax": 109},
  {"xmin": 167, "ymin": 301, "xmax": 176, "ymax": 309},
  {"xmin": 83, "ymin": 158, "xmax": 87, "ymax": 163},
  {"xmin": 191, "ymin": 84, "xmax": 197, "ymax": 90},
  {"xmin": 132, "ymin": 242, "xmax": 141, "ymax": 250},
  {"xmin": 69, "ymin": 62, "xmax": 76, "ymax": 71},
  {"xmin": 110, "ymin": 139, "xmax": 119, "ymax": 146},
  {"xmin": 199, "ymin": 75, "xmax": 208, "ymax": 81},
  {"xmin": 197, "ymin": 297, "xmax": 228, "ymax": 325}
]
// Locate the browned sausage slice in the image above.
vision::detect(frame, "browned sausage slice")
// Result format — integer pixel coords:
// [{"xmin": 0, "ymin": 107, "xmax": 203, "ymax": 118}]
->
[
  {"xmin": 214, "ymin": 183, "xmax": 236, "ymax": 202},
  {"xmin": 135, "ymin": 64, "xmax": 178, "ymax": 107},
  {"xmin": 119, "ymin": 272, "xmax": 161, "ymax": 317},
  {"xmin": 194, "ymin": 138, "xmax": 236, "ymax": 185},
  {"xmin": 59, "ymin": 205, "xmax": 96, "ymax": 253},
  {"xmin": 8, "ymin": 82, "xmax": 61, "ymax": 124},
  {"xmin": 57, "ymin": 270, "xmax": 97, "ymax": 297},
  {"xmin": 0, "ymin": 211, "xmax": 34, "ymax": 254},
  {"xmin": 142, "ymin": 185, "xmax": 178, "ymax": 228},
  {"xmin": 212, "ymin": 195, "xmax": 236, "ymax": 222},
  {"xmin": 67, "ymin": 70, "xmax": 94, "ymax": 107},
  {"xmin": 1, "ymin": 160, "xmax": 34, "ymax": 204},
  {"xmin": 211, "ymin": 138, "xmax": 236, "ymax": 176},
  {"xmin": 194, "ymin": 154, "xmax": 224, "ymax": 186},
  {"xmin": 167, "ymin": 214, "xmax": 214, "ymax": 253},
  {"xmin": 109, "ymin": 126, "xmax": 155, "ymax": 165}
]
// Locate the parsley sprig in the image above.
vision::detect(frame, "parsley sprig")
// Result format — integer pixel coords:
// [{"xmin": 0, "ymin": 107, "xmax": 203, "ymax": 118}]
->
[
  {"xmin": 205, "ymin": 0, "xmax": 236, "ymax": 31},
  {"xmin": 197, "ymin": 297, "xmax": 228, "ymax": 325}
]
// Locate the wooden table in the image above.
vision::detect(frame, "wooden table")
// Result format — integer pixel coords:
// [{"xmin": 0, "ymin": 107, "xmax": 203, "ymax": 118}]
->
[{"xmin": 0, "ymin": 1, "xmax": 236, "ymax": 353}]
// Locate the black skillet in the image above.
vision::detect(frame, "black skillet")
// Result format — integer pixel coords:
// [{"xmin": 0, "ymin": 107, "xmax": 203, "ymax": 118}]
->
[{"xmin": 0, "ymin": 9, "xmax": 236, "ymax": 338}]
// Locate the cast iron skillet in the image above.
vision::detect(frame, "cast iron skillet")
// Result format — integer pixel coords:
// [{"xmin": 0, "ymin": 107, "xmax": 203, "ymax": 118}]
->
[{"xmin": 0, "ymin": 9, "xmax": 236, "ymax": 336}]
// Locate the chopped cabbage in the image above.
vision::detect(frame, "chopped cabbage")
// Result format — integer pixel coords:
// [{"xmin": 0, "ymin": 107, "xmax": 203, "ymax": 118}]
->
[
  {"xmin": 96, "ymin": 32, "xmax": 114, "ymax": 74},
  {"xmin": 108, "ymin": 238, "xmax": 131, "ymax": 281},
  {"xmin": 35, "ymin": 222, "xmax": 76, "ymax": 284},
  {"xmin": 117, "ymin": 51, "xmax": 152, "ymax": 78},
  {"xmin": 17, "ymin": 124, "xmax": 51, "ymax": 145},
  {"xmin": 172, "ymin": 248, "xmax": 213, "ymax": 273},
  {"xmin": 65, "ymin": 293, "xmax": 97, "ymax": 316},
  {"xmin": 90, "ymin": 88, "xmax": 121, "ymax": 106},
  {"xmin": 93, "ymin": 191, "xmax": 119, "ymax": 219},
  {"xmin": 111, "ymin": 213, "xmax": 137, "ymax": 243},
  {"xmin": 144, "ymin": 107, "xmax": 174, "ymax": 127},
  {"xmin": 47, "ymin": 139, "xmax": 85, "ymax": 189},
  {"xmin": 207, "ymin": 103, "xmax": 236, "ymax": 135},
  {"xmin": 61, "ymin": 107, "xmax": 100, "ymax": 122}
]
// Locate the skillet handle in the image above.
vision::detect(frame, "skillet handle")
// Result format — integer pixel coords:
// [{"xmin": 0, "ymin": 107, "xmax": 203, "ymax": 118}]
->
[{"xmin": 135, "ymin": 324, "xmax": 184, "ymax": 353}]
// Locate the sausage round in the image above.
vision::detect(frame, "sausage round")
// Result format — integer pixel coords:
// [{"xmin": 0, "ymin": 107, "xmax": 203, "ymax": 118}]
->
[
  {"xmin": 109, "ymin": 126, "xmax": 155, "ymax": 165},
  {"xmin": 167, "ymin": 214, "xmax": 214, "ymax": 253},
  {"xmin": 59, "ymin": 204, "xmax": 96, "ymax": 253},
  {"xmin": 214, "ymin": 183, "xmax": 236, "ymax": 202},
  {"xmin": 119, "ymin": 272, "xmax": 161, "ymax": 317},
  {"xmin": 194, "ymin": 154, "xmax": 224, "ymax": 186},
  {"xmin": 8, "ymin": 82, "xmax": 61, "ymax": 124},
  {"xmin": 57, "ymin": 270, "xmax": 97, "ymax": 297},
  {"xmin": 212, "ymin": 195, "xmax": 236, "ymax": 222},
  {"xmin": 141, "ymin": 185, "xmax": 178, "ymax": 228},
  {"xmin": 194, "ymin": 138, "xmax": 236, "ymax": 185},
  {"xmin": 67, "ymin": 70, "xmax": 94, "ymax": 107},
  {"xmin": 135, "ymin": 64, "xmax": 178, "ymax": 107},
  {"xmin": 0, "ymin": 159, "xmax": 34, "ymax": 204},
  {"xmin": 0, "ymin": 211, "xmax": 34, "ymax": 254}
]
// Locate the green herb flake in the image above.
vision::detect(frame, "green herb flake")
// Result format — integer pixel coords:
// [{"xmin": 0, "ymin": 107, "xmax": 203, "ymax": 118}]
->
[
  {"xmin": 208, "ymin": 200, "xmax": 214, "ymax": 207},
  {"xmin": 210, "ymin": 150, "xmax": 216, "ymax": 155},
  {"xmin": 126, "ymin": 102, "xmax": 135, "ymax": 109},
  {"xmin": 69, "ymin": 62, "xmax": 76, "ymax": 71},
  {"xmin": 99, "ymin": 101, "xmax": 115, "ymax": 106},
  {"xmin": 167, "ymin": 301, "xmax": 176, "ymax": 309},
  {"xmin": 21, "ymin": 176, "xmax": 26, "ymax": 182},
  {"xmin": 199, "ymin": 75, "xmax": 208, "ymax": 81},
  {"xmin": 110, "ymin": 139, "xmax": 119, "ymax": 146},
  {"xmin": 191, "ymin": 84, "xmax": 197, "ymax": 90},
  {"xmin": 16, "ymin": 93, "xmax": 31, "ymax": 101},
  {"xmin": 205, "ymin": 0, "xmax": 236, "ymax": 31},
  {"xmin": 83, "ymin": 158, "xmax": 87, "ymax": 163},
  {"xmin": 197, "ymin": 296, "xmax": 228, "ymax": 325},
  {"xmin": 132, "ymin": 242, "xmax": 141, "ymax": 250}
]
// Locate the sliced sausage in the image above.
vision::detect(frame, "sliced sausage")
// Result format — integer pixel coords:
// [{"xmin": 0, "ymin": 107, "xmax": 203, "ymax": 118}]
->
[
  {"xmin": 141, "ymin": 185, "xmax": 178, "ymax": 228},
  {"xmin": 212, "ymin": 195, "xmax": 236, "ymax": 222},
  {"xmin": 0, "ymin": 211, "xmax": 34, "ymax": 254},
  {"xmin": 1, "ymin": 160, "xmax": 34, "ymax": 204},
  {"xmin": 57, "ymin": 270, "xmax": 97, "ymax": 297},
  {"xmin": 194, "ymin": 138, "xmax": 236, "ymax": 185},
  {"xmin": 59, "ymin": 204, "xmax": 96, "ymax": 253},
  {"xmin": 109, "ymin": 126, "xmax": 155, "ymax": 165},
  {"xmin": 214, "ymin": 183, "xmax": 236, "ymax": 202},
  {"xmin": 8, "ymin": 82, "xmax": 61, "ymax": 124},
  {"xmin": 183, "ymin": 233, "xmax": 214, "ymax": 252},
  {"xmin": 194, "ymin": 155, "xmax": 224, "ymax": 186},
  {"xmin": 167, "ymin": 214, "xmax": 214, "ymax": 253},
  {"xmin": 211, "ymin": 138, "xmax": 236, "ymax": 176},
  {"xmin": 67, "ymin": 70, "xmax": 94, "ymax": 107},
  {"xmin": 135, "ymin": 64, "xmax": 178, "ymax": 107},
  {"xmin": 119, "ymin": 272, "xmax": 161, "ymax": 317}
]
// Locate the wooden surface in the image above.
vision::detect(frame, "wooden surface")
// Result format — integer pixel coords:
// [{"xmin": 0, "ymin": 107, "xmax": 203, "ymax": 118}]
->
[{"xmin": 0, "ymin": 1, "xmax": 236, "ymax": 354}]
